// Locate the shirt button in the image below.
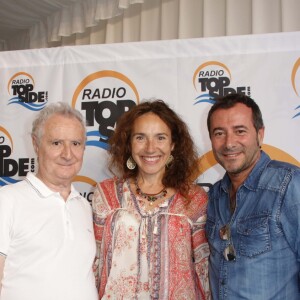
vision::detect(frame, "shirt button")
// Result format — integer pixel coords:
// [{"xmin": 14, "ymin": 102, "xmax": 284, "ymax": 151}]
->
[{"xmin": 221, "ymin": 279, "xmax": 226, "ymax": 285}]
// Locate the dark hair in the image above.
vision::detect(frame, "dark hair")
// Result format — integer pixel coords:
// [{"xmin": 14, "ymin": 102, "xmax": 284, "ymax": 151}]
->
[
  {"xmin": 207, "ymin": 93, "xmax": 264, "ymax": 136},
  {"xmin": 108, "ymin": 99, "xmax": 199, "ymax": 197}
]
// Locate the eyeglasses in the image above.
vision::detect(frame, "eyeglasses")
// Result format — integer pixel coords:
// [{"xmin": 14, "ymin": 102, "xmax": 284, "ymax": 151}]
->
[{"xmin": 219, "ymin": 224, "xmax": 236, "ymax": 261}]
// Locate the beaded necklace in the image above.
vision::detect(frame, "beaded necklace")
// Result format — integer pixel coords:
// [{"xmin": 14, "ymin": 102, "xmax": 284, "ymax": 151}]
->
[{"xmin": 135, "ymin": 178, "xmax": 167, "ymax": 204}]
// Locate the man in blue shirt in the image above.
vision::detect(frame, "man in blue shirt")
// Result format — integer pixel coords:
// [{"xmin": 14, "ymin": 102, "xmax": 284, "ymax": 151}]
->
[{"xmin": 205, "ymin": 93, "xmax": 300, "ymax": 299}]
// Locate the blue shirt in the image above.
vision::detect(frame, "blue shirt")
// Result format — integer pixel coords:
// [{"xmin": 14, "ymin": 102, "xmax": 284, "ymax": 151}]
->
[{"xmin": 206, "ymin": 151, "xmax": 300, "ymax": 300}]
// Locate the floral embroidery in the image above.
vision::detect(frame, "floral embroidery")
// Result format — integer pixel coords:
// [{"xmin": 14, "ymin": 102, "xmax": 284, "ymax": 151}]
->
[{"xmin": 93, "ymin": 178, "xmax": 210, "ymax": 299}]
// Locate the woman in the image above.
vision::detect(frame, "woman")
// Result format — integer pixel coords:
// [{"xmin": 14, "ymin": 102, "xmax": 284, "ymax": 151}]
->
[{"xmin": 93, "ymin": 100, "xmax": 210, "ymax": 299}]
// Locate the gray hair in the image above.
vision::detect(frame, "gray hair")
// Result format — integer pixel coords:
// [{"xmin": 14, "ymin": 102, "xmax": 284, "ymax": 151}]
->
[{"xmin": 31, "ymin": 102, "xmax": 86, "ymax": 143}]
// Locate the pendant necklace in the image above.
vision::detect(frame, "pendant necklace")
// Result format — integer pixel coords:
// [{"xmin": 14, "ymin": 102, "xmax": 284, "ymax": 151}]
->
[{"xmin": 135, "ymin": 178, "xmax": 167, "ymax": 205}]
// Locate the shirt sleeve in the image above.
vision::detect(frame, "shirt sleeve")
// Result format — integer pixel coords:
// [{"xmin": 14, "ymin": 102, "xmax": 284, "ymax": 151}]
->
[
  {"xmin": 280, "ymin": 169, "xmax": 300, "ymax": 260},
  {"xmin": 0, "ymin": 188, "xmax": 14, "ymax": 257},
  {"xmin": 191, "ymin": 187, "xmax": 211, "ymax": 300},
  {"xmin": 92, "ymin": 180, "xmax": 116, "ymax": 289}
]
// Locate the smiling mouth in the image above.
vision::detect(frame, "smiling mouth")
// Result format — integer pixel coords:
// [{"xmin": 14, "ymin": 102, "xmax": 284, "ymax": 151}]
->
[
  {"xmin": 142, "ymin": 156, "xmax": 161, "ymax": 162},
  {"xmin": 59, "ymin": 163, "xmax": 75, "ymax": 167},
  {"xmin": 223, "ymin": 152, "xmax": 240, "ymax": 158}
]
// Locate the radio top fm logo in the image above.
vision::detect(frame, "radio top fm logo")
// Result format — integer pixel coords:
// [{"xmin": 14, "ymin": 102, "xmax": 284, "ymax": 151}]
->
[
  {"xmin": 0, "ymin": 126, "xmax": 35, "ymax": 186},
  {"xmin": 292, "ymin": 58, "xmax": 300, "ymax": 119},
  {"xmin": 193, "ymin": 61, "xmax": 249, "ymax": 104},
  {"xmin": 0, "ymin": 126, "xmax": 13, "ymax": 151},
  {"xmin": 7, "ymin": 72, "xmax": 48, "ymax": 111},
  {"xmin": 72, "ymin": 70, "xmax": 140, "ymax": 150}
]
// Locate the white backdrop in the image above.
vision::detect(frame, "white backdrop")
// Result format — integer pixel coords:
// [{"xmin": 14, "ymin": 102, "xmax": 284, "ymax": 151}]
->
[{"xmin": 0, "ymin": 31, "xmax": 299, "ymax": 202}]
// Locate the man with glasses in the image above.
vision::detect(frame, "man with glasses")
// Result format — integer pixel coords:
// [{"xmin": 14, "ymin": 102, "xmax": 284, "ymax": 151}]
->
[{"xmin": 205, "ymin": 93, "xmax": 300, "ymax": 299}]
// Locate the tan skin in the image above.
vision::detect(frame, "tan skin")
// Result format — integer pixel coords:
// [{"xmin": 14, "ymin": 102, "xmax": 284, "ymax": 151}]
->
[
  {"xmin": 129, "ymin": 112, "xmax": 175, "ymax": 210},
  {"xmin": 32, "ymin": 114, "xmax": 86, "ymax": 201},
  {"xmin": 209, "ymin": 103, "xmax": 264, "ymax": 198}
]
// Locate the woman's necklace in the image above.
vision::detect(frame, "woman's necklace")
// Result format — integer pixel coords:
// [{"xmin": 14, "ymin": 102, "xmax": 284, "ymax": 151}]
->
[{"xmin": 135, "ymin": 178, "xmax": 167, "ymax": 204}]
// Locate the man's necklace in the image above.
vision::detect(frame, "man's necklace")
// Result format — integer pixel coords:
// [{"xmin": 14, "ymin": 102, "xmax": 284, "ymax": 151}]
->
[{"xmin": 135, "ymin": 178, "xmax": 167, "ymax": 204}]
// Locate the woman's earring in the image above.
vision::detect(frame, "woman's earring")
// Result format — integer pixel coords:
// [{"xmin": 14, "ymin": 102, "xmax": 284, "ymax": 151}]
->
[
  {"xmin": 166, "ymin": 155, "xmax": 174, "ymax": 167},
  {"xmin": 126, "ymin": 156, "xmax": 136, "ymax": 170}
]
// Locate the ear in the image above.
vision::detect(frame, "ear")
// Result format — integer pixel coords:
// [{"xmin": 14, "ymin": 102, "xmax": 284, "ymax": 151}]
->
[
  {"xmin": 258, "ymin": 127, "xmax": 265, "ymax": 147},
  {"xmin": 32, "ymin": 135, "xmax": 39, "ymax": 155}
]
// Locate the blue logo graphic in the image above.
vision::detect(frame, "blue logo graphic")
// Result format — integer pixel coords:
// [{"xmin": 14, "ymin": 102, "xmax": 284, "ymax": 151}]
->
[
  {"xmin": 86, "ymin": 130, "xmax": 109, "ymax": 150},
  {"xmin": 0, "ymin": 176, "xmax": 20, "ymax": 187},
  {"xmin": 8, "ymin": 98, "xmax": 47, "ymax": 111},
  {"xmin": 194, "ymin": 94, "xmax": 216, "ymax": 105},
  {"xmin": 293, "ymin": 105, "xmax": 300, "ymax": 119}
]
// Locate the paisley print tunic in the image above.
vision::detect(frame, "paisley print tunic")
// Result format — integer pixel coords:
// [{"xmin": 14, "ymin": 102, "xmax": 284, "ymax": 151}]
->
[{"xmin": 93, "ymin": 178, "xmax": 210, "ymax": 300}]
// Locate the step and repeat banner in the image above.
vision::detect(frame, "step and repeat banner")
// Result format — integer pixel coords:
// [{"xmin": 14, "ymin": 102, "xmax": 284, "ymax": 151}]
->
[{"xmin": 1, "ymin": 31, "xmax": 300, "ymax": 202}]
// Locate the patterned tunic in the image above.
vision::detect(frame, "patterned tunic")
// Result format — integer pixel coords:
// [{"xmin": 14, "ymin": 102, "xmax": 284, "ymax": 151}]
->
[{"xmin": 93, "ymin": 177, "xmax": 210, "ymax": 300}]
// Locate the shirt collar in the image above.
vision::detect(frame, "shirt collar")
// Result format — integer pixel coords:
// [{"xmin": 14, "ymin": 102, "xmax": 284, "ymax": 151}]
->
[{"xmin": 25, "ymin": 172, "xmax": 81, "ymax": 200}]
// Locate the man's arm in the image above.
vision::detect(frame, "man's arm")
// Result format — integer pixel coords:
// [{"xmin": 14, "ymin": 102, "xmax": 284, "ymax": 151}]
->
[
  {"xmin": 0, "ymin": 254, "xmax": 5, "ymax": 293},
  {"xmin": 280, "ymin": 169, "xmax": 300, "ymax": 259}
]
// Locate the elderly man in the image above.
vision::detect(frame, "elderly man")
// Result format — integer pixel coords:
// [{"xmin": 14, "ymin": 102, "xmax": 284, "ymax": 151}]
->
[
  {"xmin": 0, "ymin": 102, "xmax": 97, "ymax": 300},
  {"xmin": 206, "ymin": 93, "xmax": 300, "ymax": 300}
]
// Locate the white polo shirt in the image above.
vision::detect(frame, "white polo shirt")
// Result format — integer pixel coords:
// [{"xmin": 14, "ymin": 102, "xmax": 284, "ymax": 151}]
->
[{"xmin": 0, "ymin": 173, "xmax": 98, "ymax": 300}]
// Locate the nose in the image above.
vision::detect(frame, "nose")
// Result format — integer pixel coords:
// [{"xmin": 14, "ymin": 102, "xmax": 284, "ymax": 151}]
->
[
  {"xmin": 61, "ymin": 144, "xmax": 73, "ymax": 159},
  {"xmin": 145, "ymin": 139, "xmax": 155, "ymax": 152},
  {"xmin": 224, "ymin": 133, "xmax": 236, "ymax": 149}
]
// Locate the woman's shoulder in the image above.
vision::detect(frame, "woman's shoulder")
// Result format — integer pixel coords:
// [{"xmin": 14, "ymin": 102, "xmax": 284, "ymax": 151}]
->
[
  {"xmin": 94, "ymin": 177, "xmax": 123, "ymax": 210},
  {"xmin": 187, "ymin": 185, "xmax": 208, "ymax": 220},
  {"xmin": 170, "ymin": 184, "xmax": 207, "ymax": 216},
  {"xmin": 188, "ymin": 183, "xmax": 208, "ymax": 200},
  {"xmin": 172, "ymin": 183, "xmax": 207, "ymax": 202},
  {"xmin": 98, "ymin": 177, "xmax": 124, "ymax": 188}
]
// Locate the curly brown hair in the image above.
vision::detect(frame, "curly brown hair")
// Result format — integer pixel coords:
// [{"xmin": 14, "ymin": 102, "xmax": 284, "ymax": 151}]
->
[{"xmin": 108, "ymin": 99, "xmax": 199, "ymax": 197}]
